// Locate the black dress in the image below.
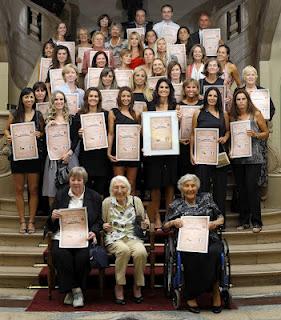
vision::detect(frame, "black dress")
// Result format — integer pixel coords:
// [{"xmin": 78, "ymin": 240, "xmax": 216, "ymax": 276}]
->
[
  {"xmin": 144, "ymin": 103, "xmax": 178, "ymax": 189},
  {"xmin": 199, "ymin": 78, "xmax": 224, "ymax": 96},
  {"xmin": 10, "ymin": 110, "xmax": 44, "ymax": 174},
  {"xmin": 111, "ymin": 108, "xmax": 140, "ymax": 168},
  {"xmin": 165, "ymin": 193, "xmax": 223, "ymax": 300}
]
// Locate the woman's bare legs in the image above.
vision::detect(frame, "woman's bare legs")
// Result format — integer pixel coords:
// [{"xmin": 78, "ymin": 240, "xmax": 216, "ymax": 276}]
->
[
  {"xmin": 13, "ymin": 173, "xmax": 26, "ymax": 232},
  {"xmin": 26, "ymin": 173, "xmax": 39, "ymax": 233}
]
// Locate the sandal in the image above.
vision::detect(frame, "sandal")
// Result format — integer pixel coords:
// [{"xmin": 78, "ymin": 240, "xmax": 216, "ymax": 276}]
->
[
  {"xmin": 27, "ymin": 222, "xmax": 35, "ymax": 234},
  {"xmin": 19, "ymin": 222, "xmax": 26, "ymax": 234}
]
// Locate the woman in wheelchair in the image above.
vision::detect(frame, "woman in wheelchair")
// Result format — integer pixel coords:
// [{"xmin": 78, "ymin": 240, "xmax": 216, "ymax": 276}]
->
[
  {"xmin": 102, "ymin": 175, "xmax": 148, "ymax": 305},
  {"xmin": 163, "ymin": 174, "xmax": 224, "ymax": 314},
  {"xmin": 46, "ymin": 166, "xmax": 103, "ymax": 307}
]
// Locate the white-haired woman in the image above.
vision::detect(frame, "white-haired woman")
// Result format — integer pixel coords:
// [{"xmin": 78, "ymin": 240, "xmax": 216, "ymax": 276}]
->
[
  {"xmin": 102, "ymin": 175, "xmax": 148, "ymax": 305},
  {"xmin": 163, "ymin": 174, "xmax": 224, "ymax": 314}
]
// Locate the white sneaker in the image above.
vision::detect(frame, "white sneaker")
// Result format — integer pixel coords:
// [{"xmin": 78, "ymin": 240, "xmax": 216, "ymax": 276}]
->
[
  {"xmin": 72, "ymin": 287, "xmax": 84, "ymax": 307},
  {"xmin": 63, "ymin": 292, "xmax": 73, "ymax": 305}
]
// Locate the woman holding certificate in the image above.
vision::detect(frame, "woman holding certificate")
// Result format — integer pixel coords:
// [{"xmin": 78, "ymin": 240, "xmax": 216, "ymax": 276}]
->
[
  {"xmin": 230, "ymin": 88, "xmax": 269, "ymax": 233},
  {"xmin": 163, "ymin": 174, "xmax": 224, "ymax": 314},
  {"xmin": 186, "ymin": 44, "xmax": 206, "ymax": 81},
  {"xmin": 4, "ymin": 87, "xmax": 45, "ymax": 234},
  {"xmin": 46, "ymin": 167, "xmax": 103, "ymax": 308},
  {"xmin": 127, "ymin": 32, "xmax": 144, "ymax": 70},
  {"xmin": 107, "ymin": 87, "xmax": 141, "ymax": 195},
  {"xmin": 143, "ymin": 47, "xmax": 155, "ymax": 77},
  {"xmin": 199, "ymin": 58, "xmax": 224, "ymax": 95},
  {"xmin": 97, "ymin": 67, "xmax": 118, "ymax": 90},
  {"xmin": 190, "ymin": 87, "xmax": 230, "ymax": 219},
  {"xmin": 132, "ymin": 66, "xmax": 153, "ymax": 104}
]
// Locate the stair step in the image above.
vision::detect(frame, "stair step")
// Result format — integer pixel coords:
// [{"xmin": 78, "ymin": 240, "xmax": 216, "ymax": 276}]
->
[
  {"xmin": 0, "ymin": 198, "xmax": 28, "ymax": 212},
  {"xmin": 0, "ymin": 246, "xmax": 45, "ymax": 266},
  {"xmin": 0, "ymin": 266, "xmax": 40, "ymax": 288},
  {"xmin": 0, "ymin": 215, "xmax": 47, "ymax": 229},
  {"xmin": 231, "ymin": 284, "xmax": 281, "ymax": 298},
  {"xmin": 0, "ymin": 228, "xmax": 46, "ymax": 247}
]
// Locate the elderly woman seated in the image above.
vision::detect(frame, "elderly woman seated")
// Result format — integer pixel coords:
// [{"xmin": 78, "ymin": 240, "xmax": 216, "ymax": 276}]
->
[
  {"xmin": 163, "ymin": 174, "xmax": 224, "ymax": 314},
  {"xmin": 102, "ymin": 175, "xmax": 148, "ymax": 305},
  {"xmin": 46, "ymin": 166, "xmax": 103, "ymax": 307}
]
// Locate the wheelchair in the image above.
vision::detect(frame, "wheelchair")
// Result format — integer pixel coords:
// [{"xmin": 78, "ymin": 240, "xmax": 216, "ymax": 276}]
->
[{"xmin": 163, "ymin": 227, "xmax": 231, "ymax": 310}]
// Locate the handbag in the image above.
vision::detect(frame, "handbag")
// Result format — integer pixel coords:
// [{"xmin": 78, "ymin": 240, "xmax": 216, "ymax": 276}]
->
[
  {"xmin": 132, "ymin": 196, "xmax": 148, "ymax": 241},
  {"xmin": 55, "ymin": 160, "xmax": 70, "ymax": 188},
  {"xmin": 89, "ymin": 243, "xmax": 109, "ymax": 269}
]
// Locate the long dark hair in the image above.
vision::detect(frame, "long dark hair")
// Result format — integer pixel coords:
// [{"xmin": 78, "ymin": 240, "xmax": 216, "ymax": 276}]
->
[
  {"xmin": 79, "ymin": 87, "xmax": 103, "ymax": 114},
  {"xmin": 152, "ymin": 78, "xmax": 177, "ymax": 110},
  {"xmin": 33, "ymin": 81, "xmax": 48, "ymax": 102},
  {"xmin": 13, "ymin": 87, "xmax": 35, "ymax": 123},
  {"xmin": 231, "ymin": 88, "xmax": 258, "ymax": 120},
  {"xmin": 175, "ymin": 26, "xmax": 192, "ymax": 55},
  {"xmin": 117, "ymin": 86, "xmax": 136, "ymax": 121},
  {"xmin": 91, "ymin": 51, "xmax": 109, "ymax": 68},
  {"xmin": 51, "ymin": 45, "xmax": 72, "ymax": 69},
  {"xmin": 167, "ymin": 60, "xmax": 184, "ymax": 83},
  {"xmin": 42, "ymin": 40, "xmax": 55, "ymax": 58},
  {"xmin": 202, "ymin": 86, "xmax": 224, "ymax": 115}
]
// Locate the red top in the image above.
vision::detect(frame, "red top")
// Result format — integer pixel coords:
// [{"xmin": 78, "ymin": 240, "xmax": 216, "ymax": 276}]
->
[{"xmin": 129, "ymin": 56, "xmax": 145, "ymax": 70}]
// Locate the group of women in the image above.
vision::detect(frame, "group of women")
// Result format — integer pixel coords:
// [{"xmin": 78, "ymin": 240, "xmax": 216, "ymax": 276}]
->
[{"xmin": 4, "ymin": 10, "xmax": 275, "ymax": 312}]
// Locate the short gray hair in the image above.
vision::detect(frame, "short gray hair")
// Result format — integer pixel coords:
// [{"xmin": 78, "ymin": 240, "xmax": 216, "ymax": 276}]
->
[
  {"xmin": 69, "ymin": 166, "xmax": 88, "ymax": 183},
  {"xmin": 109, "ymin": 175, "xmax": 131, "ymax": 196},
  {"xmin": 177, "ymin": 174, "xmax": 200, "ymax": 195}
]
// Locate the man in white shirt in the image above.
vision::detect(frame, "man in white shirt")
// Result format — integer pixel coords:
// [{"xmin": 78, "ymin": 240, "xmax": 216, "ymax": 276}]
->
[{"xmin": 153, "ymin": 4, "xmax": 180, "ymax": 44}]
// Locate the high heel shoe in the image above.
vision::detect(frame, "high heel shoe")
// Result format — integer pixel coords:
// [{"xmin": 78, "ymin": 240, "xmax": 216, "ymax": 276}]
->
[
  {"xmin": 27, "ymin": 221, "xmax": 35, "ymax": 234},
  {"xmin": 186, "ymin": 303, "xmax": 200, "ymax": 313},
  {"xmin": 212, "ymin": 305, "xmax": 222, "ymax": 313},
  {"xmin": 19, "ymin": 222, "xmax": 26, "ymax": 234}
]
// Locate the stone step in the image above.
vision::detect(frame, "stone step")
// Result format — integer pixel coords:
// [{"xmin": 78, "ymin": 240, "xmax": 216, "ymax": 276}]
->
[
  {"xmin": 0, "ymin": 266, "xmax": 40, "ymax": 288},
  {"xmin": 0, "ymin": 198, "xmax": 28, "ymax": 212},
  {"xmin": 0, "ymin": 229, "xmax": 46, "ymax": 247},
  {"xmin": 231, "ymin": 263, "xmax": 281, "ymax": 287},
  {"xmin": 0, "ymin": 246, "xmax": 45, "ymax": 266},
  {"xmin": 0, "ymin": 214, "xmax": 47, "ymax": 229},
  {"xmin": 230, "ymin": 284, "xmax": 281, "ymax": 299}
]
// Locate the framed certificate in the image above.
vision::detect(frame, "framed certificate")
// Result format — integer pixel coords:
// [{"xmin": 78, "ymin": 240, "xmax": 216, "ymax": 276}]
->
[
  {"xmin": 147, "ymin": 76, "xmax": 162, "ymax": 90},
  {"xmin": 57, "ymin": 41, "xmax": 76, "ymax": 64},
  {"xmin": 162, "ymin": 25, "xmax": 178, "ymax": 44},
  {"xmin": 203, "ymin": 85, "xmax": 226, "ymax": 111},
  {"xmin": 59, "ymin": 207, "xmax": 88, "ymax": 248},
  {"xmin": 202, "ymin": 28, "xmax": 221, "ymax": 56},
  {"xmin": 230, "ymin": 120, "xmax": 252, "ymax": 158},
  {"xmin": 126, "ymin": 27, "xmax": 145, "ymax": 39},
  {"xmin": 250, "ymin": 89, "xmax": 270, "ymax": 120},
  {"xmin": 179, "ymin": 105, "xmax": 201, "ymax": 140},
  {"xmin": 89, "ymin": 50, "xmax": 111, "ymax": 66},
  {"xmin": 172, "ymin": 83, "xmax": 183, "ymax": 103},
  {"xmin": 194, "ymin": 128, "xmax": 219, "ymax": 165},
  {"xmin": 49, "ymin": 68, "xmax": 64, "ymax": 93},
  {"xmin": 142, "ymin": 111, "xmax": 179, "ymax": 156},
  {"xmin": 80, "ymin": 113, "xmax": 108, "ymax": 150},
  {"xmin": 36, "ymin": 102, "xmax": 49, "ymax": 121},
  {"xmin": 133, "ymin": 101, "xmax": 147, "ymax": 114},
  {"xmin": 65, "ymin": 93, "xmax": 79, "ymax": 115},
  {"xmin": 77, "ymin": 47, "xmax": 92, "ymax": 73},
  {"xmin": 10, "ymin": 122, "xmax": 38, "ymax": 161},
  {"xmin": 100, "ymin": 89, "xmax": 119, "ymax": 111},
  {"xmin": 46, "ymin": 122, "xmax": 71, "ymax": 160},
  {"xmin": 167, "ymin": 44, "xmax": 187, "ymax": 70},
  {"xmin": 86, "ymin": 67, "xmax": 103, "ymax": 89},
  {"xmin": 116, "ymin": 124, "xmax": 140, "ymax": 161},
  {"xmin": 115, "ymin": 69, "xmax": 133, "ymax": 87},
  {"xmin": 177, "ymin": 216, "xmax": 209, "ymax": 253},
  {"xmin": 39, "ymin": 57, "xmax": 52, "ymax": 82}
]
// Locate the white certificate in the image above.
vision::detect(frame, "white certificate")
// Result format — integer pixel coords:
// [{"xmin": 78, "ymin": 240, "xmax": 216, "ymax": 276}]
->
[
  {"xmin": 116, "ymin": 124, "xmax": 140, "ymax": 161},
  {"xmin": 10, "ymin": 122, "xmax": 38, "ymax": 161},
  {"xmin": 167, "ymin": 44, "xmax": 187, "ymax": 70},
  {"xmin": 194, "ymin": 128, "xmax": 219, "ymax": 165},
  {"xmin": 147, "ymin": 76, "xmax": 162, "ymax": 90},
  {"xmin": 50, "ymin": 69, "xmax": 64, "ymax": 93},
  {"xmin": 250, "ymin": 89, "xmax": 270, "ymax": 120},
  {"xmin": 115, "ymin": 69, "xmax": 133, "ymax": 87},
  {"xmin": 86, "ymin": 67, "xmax": 103, "ymax": 89},
  {"xmin": 46, "ymin": 122, "xmax": 71, "ymax": 160},
  {"xmin": 172, "ymin": 83, "xmax": 183, "ymax": 103},
  {"xmin": 202, "ymin": 28, "xmax": 221, "ymax": 56},
  {"xmin": 39, "ymin": 57, "xmax": 52, "ymax": 82},
  {"xmin": 177, "ymin": 216, "xmax": 209, "ymax": 253},
  {"xmin": 89, "ymin": 50, "xmax": 111, "ymax": 67},
  {"xmin": 100, "ymin": 89, "xmax": 119, "ymax": 111},
  {"xmin": 36, "ymin": 102, "xmax": 49, "ymax": 121},
  {"xmin": 81, "ymin": 113, "xmax": 108, "ymax": 150},
  {"xmin": 179, "ymin": 105, "xmax": 201, "ymax": 140},
  {"xmin": 133, "ymin": 101, "xmax": 147, "ymax": 114},
  {"xmin": 126, "ymin": 27, "xmax": 145, "ymax": 39},
  {"xmin": 65, "ymin": 93, "xmax": 79, "ymax": 115},
  {"xmin": 142, "ymin": 111, "xmax": 179, "ymax": 156},
  {"xmin": 230, "ymin": 120, "xmax": 252, "ymax": 158},
  {"xmin": 59, "ymin": 207, "xmax": 88, "ymax": 248},
  {"xmin": 203, "ymin": 85, "xmax": 226, "ymax": 111},
  {"xmin": 57, "ymin": 41, "xmax": 76, "ymax": 64},
  {"xmin": 77, "ymin": 47, "xmax": 92, "ymax": 73},
  {"xmin": 162, "ymin": 25, "xmax": 178, "ymax": 44}
]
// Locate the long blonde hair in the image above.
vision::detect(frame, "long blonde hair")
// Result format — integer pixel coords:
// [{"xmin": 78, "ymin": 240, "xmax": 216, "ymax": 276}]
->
[
  {"xmin": 128, "ymin": 32, "xmax": 144, "ymax": 57},
  {"xmin": 46, "ymin": 91, "xmax": 70, "ymax": 123},
  {"xmin": 131, "ymin": 66, "xmax": 153, "ymax": 101}
]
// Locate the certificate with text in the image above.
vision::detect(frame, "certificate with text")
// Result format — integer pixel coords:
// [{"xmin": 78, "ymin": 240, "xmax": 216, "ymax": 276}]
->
[
  {"xmin": 100, "ymin": 89, "xmax": 119, "ymax": 111},
  {"xmin": 180, "ymin": 105, "xmax": 201, "ymax": 140},
  {"xmin": 202, "ymin": 28, "xmax": 221, "ymax": 56},
  {"xmin": 86, "ymin": 67, "xmax": 103, "ymax": 89},
  {"xmin": 172, "ymin": 83, "xmax": 183, "ymax": 103},
  {"xmin": 126, "ymin": 27, "xmax": 145, "ymax": 39},
  {"xmin": 36, "ymin": 102, "xmax": 49, "ymax": 121},
  {"xmin": 10, "ymin": 122, "xmax": 38, "ymax": 161},
  {"xmin": 77, "ymin": 47, "xmax": 92, "ymax": 73},
  {"xmin": 147, "ymin": 76, "xmax": 162, "ymax": 90},
  {"xmin": 177, "ymin": 216, "xmax": 209, "ymax": 253},
  {"xmin": 167, "ymin": 43, "xmax": 187, "ymax": 70},
  {"xmin": 46, "ymin": 122, "xmax": 71, "ymax": 160},
  {"xmin": 142, "ymin": 111, "xmax": 179, "ymax": 156},
  {"xmin": 57, "ymin": 41, "xmax": 76, "ymax": 65},
  {"xmin": 115, "ymin": 69, "xmax": 133, "ymax": 87},
  {"xmin": 50, "ymin": 69, "xmax": 64, "ymax": 93},
  {"xmin": 194, "ymin": 128, "xmax": 219, "ymax": 165},
  {"xmin": 59, "ymin": 207, "xmax": 88, "ymax": 248},
  {"xmin": 81, "ymin": 112, "xmax": 108, "ymax": 150},
  {"xmin": 116, "ymin": 124, "xmax": 140, "ymax": 161},
  {"xmin": 39, "ymin": 57, "xmax": 52, "ymax": 82},
  {"xmin": 162, "ymin": 24, "xmax": 178, "ymax": 44},
  {"xmin": 65, "ymin": 92, "xmax": 79, "ymax": 115},
  {"xmin": 133, "ymin": 101, "xmax": 147, "ymax": 114},
  {"xmin": 230, "ymin": 120, "xmax": 252, "ymax": 158},
  {"xmin": 250, "ymin": 89, "xmax": 270, "ymax": 120}
]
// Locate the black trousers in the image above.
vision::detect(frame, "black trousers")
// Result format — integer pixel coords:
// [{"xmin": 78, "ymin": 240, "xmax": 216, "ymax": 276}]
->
[
  {"xmin": 232, "ymin": 164, "xmax": 262, "ymax": 226},
  {"xmin": 52, "ymin": 240, "xmax": 90, "ymax": 293},
  {"xmin": 195, "ymin": 165, "xmax": 228, "ymax": 216},
  {"xmin": 86, "ymin": 175, "xmax": 109, "ymax": 198}
]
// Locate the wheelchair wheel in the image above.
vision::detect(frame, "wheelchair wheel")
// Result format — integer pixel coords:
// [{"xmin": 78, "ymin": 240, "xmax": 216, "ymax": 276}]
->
[
  {"xmin": 172, "ymin": 288, "xmax": 181, "ymax": 310},
  {"xmin": 221, "ymin": 288, "xmax": 232, "ymax": 309},
  {"xmin": 164, "ymin": 236, "xmax": 175, "ymax": 297}
]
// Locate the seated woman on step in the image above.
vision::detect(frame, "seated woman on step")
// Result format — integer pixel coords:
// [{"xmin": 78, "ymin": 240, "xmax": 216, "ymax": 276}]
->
[
  {"xmin": 46, "ymin": 166, "xmax": 103, "ymax": 307},
  {"xmin": 163, "ymin": 174, "xmax": 224, "ymax": 314},
  {"xmin": 102, "ymin": 175, "xmax": 149, "ymax": 305}
]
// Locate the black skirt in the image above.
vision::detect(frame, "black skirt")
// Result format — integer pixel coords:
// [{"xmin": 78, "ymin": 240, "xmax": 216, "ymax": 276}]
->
[{"xmin": 11, "ymin": 158, "xmax": 41, "ymax": 174}]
